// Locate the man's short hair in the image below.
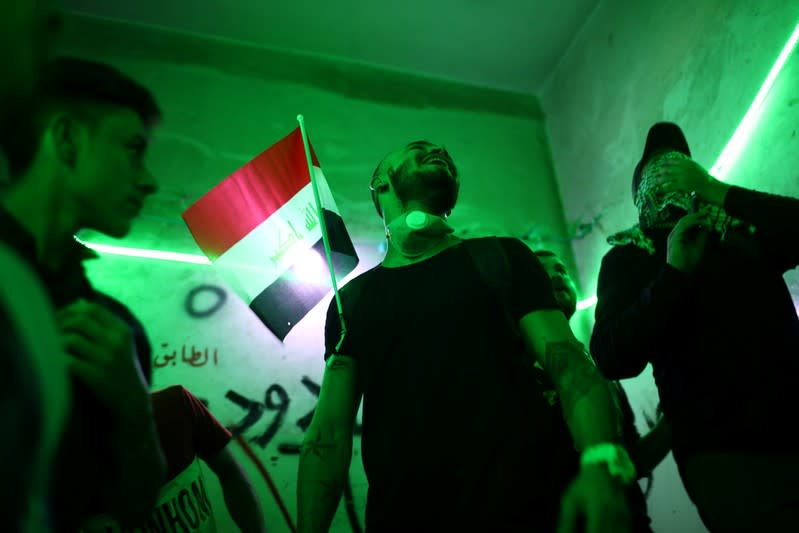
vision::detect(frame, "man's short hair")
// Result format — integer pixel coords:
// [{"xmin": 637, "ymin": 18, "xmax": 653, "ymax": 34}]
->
[{"xmin": 1, "ymin": 56, "xmax": 161, "ymax": 177}]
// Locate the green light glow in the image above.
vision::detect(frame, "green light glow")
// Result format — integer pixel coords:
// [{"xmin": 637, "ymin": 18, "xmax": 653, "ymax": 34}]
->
[
  {"xmin": 576, "ymin": 294, "xmax": 598, "ymax": 311},
  {"xmin": 710, "ymin": 23, "xmax": 799, "ymax": 182},
  {"xmin": 79, "ymin": 21, "xmax": 799, "ymax": 317},
  {"xmin": 575, "ymin": 23, "xmax": 799, "ymax": 311},
  {"xmin": 285, "ymin": 245, "xmax": 332, "ymax": 284},
  {"xmin": 77, "ymin": 238, "xmax": 211, "ymax": 264}
]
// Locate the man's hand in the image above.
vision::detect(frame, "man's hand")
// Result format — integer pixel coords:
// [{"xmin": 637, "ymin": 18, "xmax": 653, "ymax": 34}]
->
[
  {"xmin": 667, "ymin": 213, "xmax": 709, "ymax": 274},
  {"xmin": 557, "ymin": 464, "xmax": 632, "ymax": 533},
  {"xmin": 654, "ymin": 158, "xmax": 730, "ymax": 206},
  {"xmin": 56, "ymin": 299, "xmax": 149, "ymax": 417},
  {"xmin": 57, "ymin": 299, "xmax": 165, "ymax": 524}
]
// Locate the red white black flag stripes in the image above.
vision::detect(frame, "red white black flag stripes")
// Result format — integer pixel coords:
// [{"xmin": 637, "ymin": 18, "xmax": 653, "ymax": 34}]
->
[{"xmin": 182, "ymin": 127, "xmax": 358, "ymax": 340}]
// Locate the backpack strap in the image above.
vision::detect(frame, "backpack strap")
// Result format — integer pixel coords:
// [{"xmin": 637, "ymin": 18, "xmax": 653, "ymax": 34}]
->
[
  {"xmin": 462, "ymin": 237, "xmax": 517, "ymax": 339},
  {"xmin": 460, "ymin": 237, "xmax": 561, "ymax": 498}
]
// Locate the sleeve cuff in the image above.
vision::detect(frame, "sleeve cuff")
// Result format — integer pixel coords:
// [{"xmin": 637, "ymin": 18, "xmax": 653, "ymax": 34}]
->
[{"xmin": 722, "ymin": 185, "xmax": 747, "ymax": 216}]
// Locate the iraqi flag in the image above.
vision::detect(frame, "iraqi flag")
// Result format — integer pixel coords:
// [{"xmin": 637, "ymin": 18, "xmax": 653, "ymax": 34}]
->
[{"xmin": 182, "ymin": 127, "xmax": 358, "ymax": 341}]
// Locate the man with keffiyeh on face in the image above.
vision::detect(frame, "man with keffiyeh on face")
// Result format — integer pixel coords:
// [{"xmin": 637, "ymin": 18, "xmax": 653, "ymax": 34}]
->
[{"xmin": 590, "ymin": 122, "xmax": 799, "ymax": 532}]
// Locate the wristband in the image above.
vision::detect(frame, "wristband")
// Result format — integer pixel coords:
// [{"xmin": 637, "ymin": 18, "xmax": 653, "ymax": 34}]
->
[{"xmin": 580, "ymin": 443, "xmax": 637, "ymax": 484}]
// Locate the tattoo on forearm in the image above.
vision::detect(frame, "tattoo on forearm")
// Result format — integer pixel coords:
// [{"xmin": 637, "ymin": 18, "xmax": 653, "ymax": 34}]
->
[
  {"xmin": 542, "ymin": 341, "xmax": 604, "ymax": 413},
  {"xmin": 301, "ymin": 432, "xmax": 338, "ymax": 459}
]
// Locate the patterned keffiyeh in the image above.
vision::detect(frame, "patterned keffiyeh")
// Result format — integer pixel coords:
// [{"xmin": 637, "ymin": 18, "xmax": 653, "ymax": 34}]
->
[{"xmin": 609, "ymin": 151, "xmax": 755, "ymax": 253}]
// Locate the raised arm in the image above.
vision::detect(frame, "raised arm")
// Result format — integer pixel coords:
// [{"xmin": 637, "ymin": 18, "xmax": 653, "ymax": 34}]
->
[
  {"xmin": 722, "ymin": 185, "xmax": 799, "ymax": 272},
  {"xmin": 655, "ymin": 158, "xmax": 799, "ymax": 272},
  {"xmin": 590, "ymin": 246, "xmax": 690, "ymax": 380}
]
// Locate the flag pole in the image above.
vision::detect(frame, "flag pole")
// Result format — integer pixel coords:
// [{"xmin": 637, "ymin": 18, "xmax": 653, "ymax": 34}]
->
[{"xmin": 296, "ymin": 115, "xmax": 348, "ymax": 353}]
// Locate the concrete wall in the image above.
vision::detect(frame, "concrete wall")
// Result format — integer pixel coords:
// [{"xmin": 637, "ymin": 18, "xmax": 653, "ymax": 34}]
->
[
  {"xmin": 63, "ymin": 13, "xmax": 572, "ymax": 532},
  {"xmin": 541, "ymin": 1, "xmax": 799, "ymax": 531}
]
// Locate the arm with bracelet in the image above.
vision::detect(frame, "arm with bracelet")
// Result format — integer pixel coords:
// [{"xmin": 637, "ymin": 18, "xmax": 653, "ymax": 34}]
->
[
  {"xmin": 520, "ymin": 310, "xmax": 634, "ymax": 531},
  {"xmin": 507, "ymin": 241, "xmax": 632, "ymax": 531}
]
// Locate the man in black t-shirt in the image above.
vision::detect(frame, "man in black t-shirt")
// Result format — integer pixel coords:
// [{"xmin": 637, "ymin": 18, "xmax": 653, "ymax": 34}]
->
[
  {"xmin": 297, "ymin": 140, "xmax": 634, "ymax": 532},
  {"xmin": 591, "ymin": 122, "xmax": 799, "ymax": 532},
  {"xmin": 0, "ymin": 57, "xmax": 166, "ymax": 531}
]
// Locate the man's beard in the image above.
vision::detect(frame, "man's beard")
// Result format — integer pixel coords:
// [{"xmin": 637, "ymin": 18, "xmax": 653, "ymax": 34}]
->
[
  {"xmin": 408, "ymin": 164, "xmax": 456, "ymax": 191},
  {"xmin": 555, "ymin": 293, "xmax": 576, "ymax": 320}
]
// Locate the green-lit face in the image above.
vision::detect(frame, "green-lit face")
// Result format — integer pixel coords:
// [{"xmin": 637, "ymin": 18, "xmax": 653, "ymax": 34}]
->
[
  {"xmin": 393, "ymin": 141, "xmax": 456, "ymax": 184},
  {"xmin": 538, "ymin": 255, "xmax": 577, "ymax": 320},
  {"xmin": 69, "ymin": 107, "xmax": 157, "ymax": 238},
  {"xmin": 371, "ymin": 141, "xmax": 456, "ymax": 223}
]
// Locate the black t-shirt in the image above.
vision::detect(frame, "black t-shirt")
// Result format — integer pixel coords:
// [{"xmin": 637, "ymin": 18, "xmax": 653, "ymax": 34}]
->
[
  {"xmin": 324, "ymin": 237, "xmax": 567, "ymax": 531},
  {"xmin": 0, "ymin": 208, "xmax": 152, "ymax": 532},
  {"xmin": 591, "ymin": 186, "xmax": 799, "ymax": 460}
]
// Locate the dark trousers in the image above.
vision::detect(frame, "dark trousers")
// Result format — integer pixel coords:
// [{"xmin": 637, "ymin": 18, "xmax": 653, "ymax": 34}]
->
[{"xmin": 679, "ymin": 451, "xmax": 799, "ymax": 532}]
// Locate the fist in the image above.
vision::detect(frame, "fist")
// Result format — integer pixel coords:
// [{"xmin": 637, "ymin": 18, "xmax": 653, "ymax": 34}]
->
[
  {"xmin": 667, "ymin": 213, "xmax": 709, "ymax": 274},
  {"xmin": 56, "ymin": 299, "xmax": 149, "ymax": 416}
]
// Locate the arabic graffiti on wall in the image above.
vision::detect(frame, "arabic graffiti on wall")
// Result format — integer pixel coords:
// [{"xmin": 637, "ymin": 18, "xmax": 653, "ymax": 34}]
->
[
  {"xmin": 171, "ymin": 281, "xmax": 364, "ymax": 531},
  {"xmin": 185, "ymin": 284, "xmax": 227, "ymax": 318},
  {"xmin": 224, "ymin": 376, "xmax": 362, "ymax": 451},
  {"xmin": 154, "ymin": 343, "xmax": 219, "ymax": 368},
  {"xmin": 269, "ymin": 202, "xmax": 320, "ymax": 266},
  {"xmin": 205, "ymin": 379, "xmax": 364, "ymax": 533}
]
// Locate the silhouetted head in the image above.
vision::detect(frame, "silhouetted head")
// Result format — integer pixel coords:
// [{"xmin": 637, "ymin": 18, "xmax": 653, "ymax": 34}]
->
[
  {"xmin": 535, "ymin": 250, "xmax": 577, "ymax": 320},
  {"xmin": 3, "ymin": 57, "xmax": 161, "ymax": 238},
  {"xmin": 631, "ymin": 122, "xmax": 694, "ymax": 230}
]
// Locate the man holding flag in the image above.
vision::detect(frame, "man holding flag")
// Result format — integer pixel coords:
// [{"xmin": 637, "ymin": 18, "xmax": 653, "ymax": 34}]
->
[{"xmin": 297, "ymin": 140, "xmax": 632, "ymax": 532}]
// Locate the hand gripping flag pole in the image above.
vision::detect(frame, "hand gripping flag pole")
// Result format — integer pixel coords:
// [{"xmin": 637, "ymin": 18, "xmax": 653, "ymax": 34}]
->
[{"xmin": 296, "ymin": 115, "xmax": 348, "ymax": 354}]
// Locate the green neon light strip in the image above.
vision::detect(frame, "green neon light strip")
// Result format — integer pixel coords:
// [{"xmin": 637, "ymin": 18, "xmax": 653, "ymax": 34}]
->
[
  {"xmin": 710, "ymin": 23, "xmax": 799, "ymax": 182},
  {"xmin": 576, "ymin": 294, "xmax": 598, "ymax": 311},
  {"xmin": 76, "ymin": 238, "xmax": 211, "ymax": 264},
  {"xmin": 79, "ymin": 22, "xmax": 799, "ymax": 314},
  {"xmin": 574, "ymin": 22, "xmax": 799, "ymax": 311}
]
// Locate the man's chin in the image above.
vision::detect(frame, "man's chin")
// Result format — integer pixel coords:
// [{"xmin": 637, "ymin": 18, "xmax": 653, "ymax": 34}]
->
[
  {"xmin": 416, "ymin": 166, "xmax": 456, "ymax": 187},
  {"xmin": 94, "ymin": 220, "xmax": 132, "ymax": 239},
  {"xmin": 556, "ymin": 296, "xmax": 576, "ymax": 319}
]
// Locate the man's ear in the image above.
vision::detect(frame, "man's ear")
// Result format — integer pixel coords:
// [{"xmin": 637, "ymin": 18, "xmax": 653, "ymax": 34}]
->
[
  {"xmin": 371, "ymin": 179, "xmax": 389, "ymax": 193},
  {"xmin": 49, "ymin": 113, "xmax": 81, "ymax": 169}
]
